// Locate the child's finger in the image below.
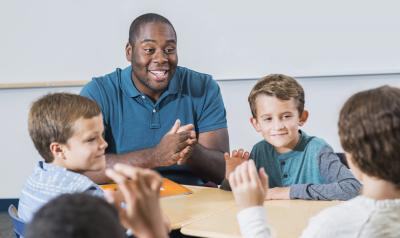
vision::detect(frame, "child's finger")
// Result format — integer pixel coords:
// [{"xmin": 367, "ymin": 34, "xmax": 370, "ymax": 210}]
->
[
  {"xmin": 247, "ymin": 159, "xmax": 259, "ymax": 184},
  {"xmin": 239, "ymin": 161, "xmax": 250, "ymax": 183},
  {"xmin": 113, "ymin": 164, "xmax": 140, "ymax": 181},
  {"xmin": 259, "ymin": 167, "xmax": 269, "ymax": 191},
  {"xmin": 224, "ymin": 152, "xmax": 230, "ymax": 161},
  {"xmin": 243, "ymin": 152, "xmax": 250, "ymax": 160}
]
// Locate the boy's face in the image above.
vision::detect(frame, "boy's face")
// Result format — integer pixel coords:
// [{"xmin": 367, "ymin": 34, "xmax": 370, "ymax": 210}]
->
[
  {"xmin": 250, "ymin": 94, "xmax": 308, "ymax": 153},
  {"xmin": 61, "ymin": 115, "xmax": 107, "ymax": 172}
]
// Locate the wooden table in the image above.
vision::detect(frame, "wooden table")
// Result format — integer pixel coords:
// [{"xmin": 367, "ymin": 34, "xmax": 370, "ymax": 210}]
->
[
  {"xmin": 181, "ymin": 199, "xmax": 341, "ymax": 238},
  {"xmin": 160, "ymin": 185, "xmax": 235, "ymax": 230},
  {"xmin": 160, "ymin": 185, "xmax": 340, "ymax": 237}
]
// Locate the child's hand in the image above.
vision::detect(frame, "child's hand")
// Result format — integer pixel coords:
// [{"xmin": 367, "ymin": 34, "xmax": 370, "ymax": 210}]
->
[
  {"xmin": 265, "ymin": 187, "xmax": 290, "ymax": 200},
  {"xmin": 229, "ymin": 160, "xmax": 269, "ymax": 210},
  {"xmin": 105, "ymin": 164, "xmax": 169, "ymax": 238},
  {"xmin": 224, "ymin": 149, "xmax": 250, "ymax": 179}
]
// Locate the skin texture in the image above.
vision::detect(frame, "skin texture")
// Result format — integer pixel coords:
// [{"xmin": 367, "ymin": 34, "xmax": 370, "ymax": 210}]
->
[
  {"xmin": 85, "ymin": 21, "xmax": 228, "ymax": 184},
  {"xmin": 105, "ymin": 164, "xmax": 169, "ymax": 238},
  {"xmin": 51, "ymin": 115, "xmax": 108, "ymax": 173},
  {"xmin": 224, "ymin": 149, "xmax": 250, "ymax": 179}
]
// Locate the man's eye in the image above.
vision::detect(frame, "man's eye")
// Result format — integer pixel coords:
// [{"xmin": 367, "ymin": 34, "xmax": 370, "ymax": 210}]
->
[
  {"xmin": 144, "ymin": 48, "xmax": 155, "ymax": 54},
  {"xmin": 164, "ymin": 48, "xmax": 176, "ymax": 54}
]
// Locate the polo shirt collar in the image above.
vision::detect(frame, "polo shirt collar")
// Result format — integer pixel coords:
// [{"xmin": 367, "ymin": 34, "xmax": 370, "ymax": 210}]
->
[{"xmin": 121, "ymin": 66, "xmax": 141, "ymax": 98}]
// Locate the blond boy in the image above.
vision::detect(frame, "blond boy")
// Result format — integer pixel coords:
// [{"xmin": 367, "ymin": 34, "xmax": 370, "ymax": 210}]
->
[
  {"xmin": 230, "ymin": 85, "xmax": 400, "ymax": 238},
  {"xmin": 223, "ymin": 74, "xmax": 360, "ymax": 200},
  {"xmin": 18, "ymin": 93, "xmax": 108, "ymax": 221}
]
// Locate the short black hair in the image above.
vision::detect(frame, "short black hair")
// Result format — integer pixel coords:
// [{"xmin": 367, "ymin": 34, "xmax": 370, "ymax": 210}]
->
[
  {"xmin": 25, "ymin": 193, "xmax": 125, "ymax": 238},
  {"xmin": 128, "ymin": 13, "xmax": 176, "ymax": 43}
]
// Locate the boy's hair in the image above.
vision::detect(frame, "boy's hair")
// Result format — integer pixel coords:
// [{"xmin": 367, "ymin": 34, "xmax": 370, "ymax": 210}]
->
[
  {"xmin": 338, "ymin": 85, "xmax": 400, "ymax": 187},
  {"xmin": 28, "ymin": 93, "xmax": 101, "ymax": 163},
  {"xmin": 129, "ymin": 13, "xmax": 177, "ymax": 44},
  {"xmin": 25, "ymin": 193, "xmax": 125, "ymax": 238},
  {"xmin": 248, "ymin": 74, "xmax": 305, "ymax": 117}
]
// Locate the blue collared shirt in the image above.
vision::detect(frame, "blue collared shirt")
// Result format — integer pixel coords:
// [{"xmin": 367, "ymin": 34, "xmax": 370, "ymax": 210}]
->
[
  {"xmin": 81, "ymin": 66, "xmax": 227, "ymax": 184},
  {"xmin": 18, "ymin": 161, "xmax": 103, "ymax": 222}
]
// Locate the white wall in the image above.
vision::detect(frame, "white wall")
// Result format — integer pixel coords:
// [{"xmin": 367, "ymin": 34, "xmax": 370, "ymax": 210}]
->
[
  {"xmin": 1, "ymin": 0, "xmax": 400, "ymax": 84},
  {"xmin": 1, "ymin": 75, "xmax": 399, "ymax": 198}
]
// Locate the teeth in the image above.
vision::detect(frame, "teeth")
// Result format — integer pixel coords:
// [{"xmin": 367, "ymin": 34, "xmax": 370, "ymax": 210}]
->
[{"xmin": 150, "ymin": 70, "xmax": 167, "ymax": 76}]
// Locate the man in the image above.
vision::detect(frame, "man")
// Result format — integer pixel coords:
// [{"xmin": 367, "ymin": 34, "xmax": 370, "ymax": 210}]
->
[{"xmin": 81, "ymin": 13, "xmax": 229, "ymax": 185}]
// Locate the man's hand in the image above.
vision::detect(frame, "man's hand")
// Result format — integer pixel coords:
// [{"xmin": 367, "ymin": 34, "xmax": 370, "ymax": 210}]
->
[
  {"xmin": 153, "ymin": 119, "xmax": 196, "ymax": 167},
  {"xmin": 229, "ymin": 160, "xmax": 269, "ymax": 210},
  {"xmin": 105, "ymin": 164, "xmax": 169, "ymax": 238},
  {"xmin": 265, "ymin": 187, "xmax": 290, "ymax": 200},
  {"xmin": 224, "ymin": 149, "xmax": 250, "ymax": 179}
]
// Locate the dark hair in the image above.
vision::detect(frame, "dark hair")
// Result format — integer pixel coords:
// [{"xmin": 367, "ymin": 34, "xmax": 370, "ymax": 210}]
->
[
  {"xmin": 25, "ymin": 193, "xmax": 125, "ymax": 238},
  {"xmin": 128, "ymin": 13, "xmax": 176, "ymax": 44},
  {"xmin": 338, "ymin": 85, "xmax": 400, "ymax": 187},
  {"xmin": 28, "ymin": 93, "xmax": 101, "ymax": 162},
  {"xmin": 248, "ymin": 74, "xmax": 305, "ymax": 117}
]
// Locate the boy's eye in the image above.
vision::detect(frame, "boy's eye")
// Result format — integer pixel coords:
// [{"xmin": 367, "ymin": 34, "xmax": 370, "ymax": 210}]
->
[
  {"xmin": 263, "ymin": 117, "xmax": 272, "ymax": 122},
  {"xmin": 87, "ymin": 137, "xmax": 96, "ymax": 142},
  {"xmin": 283, "ymin": 115, "xmax": 292, "ymax": 119}
]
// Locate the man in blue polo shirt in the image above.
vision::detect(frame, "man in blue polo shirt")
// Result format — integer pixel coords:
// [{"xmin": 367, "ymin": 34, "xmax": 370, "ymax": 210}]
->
[{"xmin": 81, "ymin": 13, "xmax": 229, "ymax": 185}]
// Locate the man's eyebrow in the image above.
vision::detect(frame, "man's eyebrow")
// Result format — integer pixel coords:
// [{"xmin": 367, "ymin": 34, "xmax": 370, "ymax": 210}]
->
[{"xmin": 140, "ymin": 39, "xmax": 177, "ymax": 43}]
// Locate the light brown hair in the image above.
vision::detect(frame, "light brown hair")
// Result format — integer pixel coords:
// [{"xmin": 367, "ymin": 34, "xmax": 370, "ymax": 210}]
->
[
  {"xmin": 338, "ymin": 85, "xmax": 400, "ymax": 187},
  {"xmin": 28, "ymin": 93, "xmax": 101, "ymax": 163},
  {"xmin": 248, "ymin": 74, "xmax": 305, "ymax": 117}
]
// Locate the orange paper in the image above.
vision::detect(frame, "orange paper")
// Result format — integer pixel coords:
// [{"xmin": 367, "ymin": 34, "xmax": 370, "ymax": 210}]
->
[{"xmin": 100, "ymin": 178, "xmax": 192, "ymax": 197}]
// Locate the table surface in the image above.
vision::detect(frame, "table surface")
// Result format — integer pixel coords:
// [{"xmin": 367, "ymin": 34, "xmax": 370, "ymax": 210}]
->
[{"xmin": 160, "ymin": 185, "xmax": 340, "ymax": 237}]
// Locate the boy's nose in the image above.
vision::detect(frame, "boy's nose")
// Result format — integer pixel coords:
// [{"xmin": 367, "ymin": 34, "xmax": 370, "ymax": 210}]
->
[{"xmin": 272, "ymin": 120, "xmax": 285, "ymax": 130}]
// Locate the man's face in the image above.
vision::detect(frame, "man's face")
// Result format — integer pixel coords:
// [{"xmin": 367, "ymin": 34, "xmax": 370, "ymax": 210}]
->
[
  {"xmin": 250, "ymin": 95, "xmax": 307, "ymax": 154},
  {"xmin": 126, "ymin": 22, "xmax": 178, "ymax": 100}
]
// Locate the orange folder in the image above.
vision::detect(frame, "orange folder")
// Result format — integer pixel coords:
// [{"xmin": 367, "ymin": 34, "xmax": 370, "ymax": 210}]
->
[{"xmin": 100, "ymin": 178, "xmax": 192, "ymax": 198}]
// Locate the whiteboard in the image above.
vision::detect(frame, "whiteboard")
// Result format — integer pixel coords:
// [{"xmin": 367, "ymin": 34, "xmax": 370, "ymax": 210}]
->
[{"xmin": 1, "ymin": 0, "xmax": 400, "ymax": 85}]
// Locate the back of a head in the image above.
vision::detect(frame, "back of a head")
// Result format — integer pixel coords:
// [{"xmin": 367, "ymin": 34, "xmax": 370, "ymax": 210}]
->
[
  {"xmin": 248, "ymin": 74, "xmax": 305, "ymax": 117},
  {"xmin": 25, "ymin": 193, "xmax": 125, "ymax": 238},
  {"xmin": 338, "ymin": 85, "xmax": 400, "ymax": 187},
  {"xmin": 129, "ymin": 13, "xmax": 176, "ymax": 44},
  {"xmin": 28, "ymin": 93, "xmax": 101, "ymax": 163}
]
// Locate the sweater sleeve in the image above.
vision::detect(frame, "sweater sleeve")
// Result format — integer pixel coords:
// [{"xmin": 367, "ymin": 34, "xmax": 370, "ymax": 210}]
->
[
  {"xmin": 290, "ymin": 146, "xmax": 361, "ymax": 200},
  {"xmin": 237, "ymin": 206, "xmax": 272, "ymax": 238}
]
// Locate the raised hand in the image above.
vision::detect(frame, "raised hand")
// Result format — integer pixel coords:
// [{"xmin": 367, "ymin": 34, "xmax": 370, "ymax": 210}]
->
[
  {"xmin": 224, "ymin": 149, "xmax": 250, "ymax": 179},
  {"xmin": 105, "ymin": 164, "xmax": 169, "ymax": 238},
  {"xmin": 229, "ymin": 160, "xmax": 269, "ymax": 210},
  {"xmin": 153, "ymin": 119, "xmax": 197, "ymax": 167}
]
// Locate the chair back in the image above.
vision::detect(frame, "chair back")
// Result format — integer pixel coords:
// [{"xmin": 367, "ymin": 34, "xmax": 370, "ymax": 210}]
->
[
  {"xmin": 8, "ymin": 204, "xmax": 25, "ymax": 238},
  {"xmin": 336, "ymin": 152, "xmax": 349, "ymax": 168}
]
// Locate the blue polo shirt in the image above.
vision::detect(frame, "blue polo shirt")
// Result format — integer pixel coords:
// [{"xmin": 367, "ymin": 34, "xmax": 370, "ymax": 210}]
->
[{"xmin": 80, "ymin": 66, "xmax": 227, "ymax": 184}]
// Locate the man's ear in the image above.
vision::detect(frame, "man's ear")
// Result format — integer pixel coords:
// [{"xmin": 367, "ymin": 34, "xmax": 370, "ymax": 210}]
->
[
  {"xmin": 250, "ymin": 117, "xmax": 261, "ymax": 132},
  {"xmin": 298, "ymin": 110, "xmax": 309, "ymax": 126},
  {"xmin": 49, "ymin": 142, "xmax": 65, "ymax": 160},
  {"xmin": 125, "ymin": 42, "xmax": 133, "ymax": 62}
]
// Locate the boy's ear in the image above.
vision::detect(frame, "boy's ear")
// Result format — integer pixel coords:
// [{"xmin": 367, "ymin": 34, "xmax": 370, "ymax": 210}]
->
[
  {"xmin": 125, "ymin": 42, "xmax": 133, "ymax": 62},
  {"xmin": 298, "ymin": 110, "xmax": 309, "ymax": 126},
  {"xmin": 49, "ymin": 142, "xmax": 65, "ymax": 160},
  {"xmin": 250, "ymin": 117, "xmax": 261, "ymax": 132}
]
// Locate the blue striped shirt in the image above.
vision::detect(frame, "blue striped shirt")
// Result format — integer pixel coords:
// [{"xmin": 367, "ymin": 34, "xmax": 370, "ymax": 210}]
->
[{"xmin": 18, "ymin": 161, "xmax": 103, "ymax": 222}]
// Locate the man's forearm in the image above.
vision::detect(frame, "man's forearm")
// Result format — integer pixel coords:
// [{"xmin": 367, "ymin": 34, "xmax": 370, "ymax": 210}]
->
[
  {"xmin": 84, "ymin": 148, "xmax": 156, "ymax": 184},
  {"xmin": 186, "ymin": 143, "xmax": 225, "ymax": 184}
]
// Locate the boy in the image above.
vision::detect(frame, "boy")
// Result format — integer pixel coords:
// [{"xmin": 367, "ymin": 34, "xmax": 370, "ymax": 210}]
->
[
  {"xmin": 26, "ymin": 164, "xmax": 169, "ymax": 238},
  {"xmin": 223, "ymin": 74, "xmax": 360, "ymax": 200},
  {"xmin": 18, "ymin": 93, "xmax": 108, "ymax": 222},
  {"xmin": 229, "ymin": 85, "xmax": 400, "ymax": 238}
]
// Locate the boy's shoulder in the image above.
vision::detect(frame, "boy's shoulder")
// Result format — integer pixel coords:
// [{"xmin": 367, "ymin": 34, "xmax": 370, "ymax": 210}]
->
[{"xmin": 300, "ymin": 130, "xmax": 332, "ymax": 151}]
